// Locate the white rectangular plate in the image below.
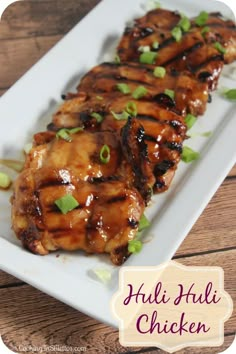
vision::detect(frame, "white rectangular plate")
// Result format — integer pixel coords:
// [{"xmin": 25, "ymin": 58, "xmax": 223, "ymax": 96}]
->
[{"xmin": 0, "ymin": 0, "xmax": 236, "ymax": 327}]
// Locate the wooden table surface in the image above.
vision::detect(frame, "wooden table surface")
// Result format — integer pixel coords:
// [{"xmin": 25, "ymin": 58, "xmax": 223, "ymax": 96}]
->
[{"xmin": 0, "ymin": 1, "xmax": 235, "ymax": 353}]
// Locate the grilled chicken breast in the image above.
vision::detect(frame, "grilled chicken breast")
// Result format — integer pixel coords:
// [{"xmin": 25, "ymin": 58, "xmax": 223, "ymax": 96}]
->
[
  {"xmin": 117, "ymin": 9, "xmax": 236, "ymax": 90},
  {"xmin": 12, "ymin": 130, "xmax": 145, "ymax": 265},
  {"xmin": 77, "ymin": 62, "xmax": 208, "ymax": 116},
  {"xmin": 51, "ymin": 77, "xmax": 187, "ymax": 193}
]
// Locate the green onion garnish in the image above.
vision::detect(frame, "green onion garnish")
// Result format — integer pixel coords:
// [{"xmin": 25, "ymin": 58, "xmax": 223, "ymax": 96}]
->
[
  {"xmin": 214, "ymin": 41, "xmax": 226, "ymax": 54},
  {"xmin": 152, "ymin": 41, "xmax": 159, "ymax": 49},
  {"xmin": 100, "ymin": 145, "xmax": 110, "ymax": 164},
  {"xmin": 114, "ymin": 54, "xmax": 121, "ymax": 64},
  {"xmin": 0, "ymin": 172, "xmax": 12, "ymax": 189},
  {"xmin": 181, "ymin": 146, "xmax": 200, "ymax": 163},
  {"xmin": 185, "ymin": 114, "xmax": 197, "ymax": 130},
  {"xmin": 56, "ymin": 129, "xmax": 71, "ymax": 142},
  {"xmin": 56, "ymin": 127, "xmax": 83, "ymax": 142},
  {"xmin": 111, "ymin": 110, "xmax": 130, "ymax": 120},
  {"xmin": 201, "ymin": 131, "xmax": 212, "ymax": 137},
  {"xmin": 139, "ymin": 51, "xmax": 157, "ymax": 64},
  {"xmin": 132, "ymin": 86, "xmax": 148, "ymax": 100},
  {"xmin": 91, "ymin": 112, "xmax": 104, "ymax": 123},
  {"xmin": 126, "ymin": 102, "xmax": 138, "ymax": 116},
  {"xmin": 178, "ymin": 16, "xmax": 191, "ymax": 32},
  {"xmin": 96, "ymin": 95, "xmax": 103, "ymax": 101},
  {"xmin": 188, "ymin": 131, "xmax": 212, "ymax": 138},
  {"xmin": 223, "ymin": 88, "xmax": 236, "ymax": 100},
  {"xmin": 139, "ymin": 214, "xmax": 150, "ymax": 232},
  {"xmin": 171, "ymin": 26, "xmax": 182, "ymax": 42},
  {"xmin": 153, "ymin": 66, "xmax": 166, "ymax": 78},
  {"xmin": 92, "ymin": 269, "xmax": 112, "ymax": 284},
  {"xmin": 164, "ymin": 89, "xmax": 175, "ymax": 100},
  {"xmin": 138, "ymin": 45, "xmax": 151, "ymax": 53},
  {"xmin": 116, "ymin": 83, "xmax": 131, "ymax": 94},
  {"xmin": 55, "ymin": 195, "xmax": 79, "ymax": 214},
  {"xmin": 128, "ymin": 239, "xmax": 143, "ymax": 254},
  {"xmin": 195, "ymin": 11, "xmax": 209, "ymax": 26},
  {"xmin": 68, "ymin": 127, "xmax": 84, "ymax": 134},
  {"xmin": 201, "ymin": 26, "xmax": 210, "ymax": 36}
]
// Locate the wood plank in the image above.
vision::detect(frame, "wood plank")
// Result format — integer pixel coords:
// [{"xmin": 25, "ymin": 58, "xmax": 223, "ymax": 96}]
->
[
  {"xmin": 0, "ymin": 285, "xmax": 140, "ymax": 354},
  {"xmin": 0, "ymin": 34, "xmax": 62, "ymax": 88},
  {"xmin": 228, "ymin": 164, "xmax": 236, "ymax": 177},
  {"xmin": 138, "ymin": 334, "xmax": 235, "ymax": 354},
  {"xmin": 175, "ymin": 179, "xmax": 236, "ymax": 256},
  {"xmin": 0, "ymin": 251, "xmax": 234, "ymax": 353},
  {"xmin": 0, "ymin": 271, "xmax": 23, "ymax": 287},
  {"xmin": 0, "ymin": 0, "xmax": 100, "ymax": 39},
  {"xmin": 0, "ymin": 88, "xmax": 7, "ymax": 96}
]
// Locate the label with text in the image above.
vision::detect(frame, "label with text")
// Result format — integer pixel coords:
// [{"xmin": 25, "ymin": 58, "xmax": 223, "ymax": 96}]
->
[{"xmin": 112, "ymin": 261, "xmax": 233, "ymax": 353}]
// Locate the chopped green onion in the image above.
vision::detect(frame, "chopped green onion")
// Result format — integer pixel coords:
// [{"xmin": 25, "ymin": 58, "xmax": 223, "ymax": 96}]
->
[
  {"xmin": 132, "ymin": 86, "xmax": 148, "ymax": 99},
  {"xmin": 116, "ymin": 83, "xmax": 131, "ymax": 94},
  {"xmin": 126, "ymin": 102, "xmax": 138, "ymax": 117},
  {"xmin": 55, "ymin": 195, "xmax": 79, "ymax": 214},
  {"xmin": 114, "ymin": 54, "xmax": 121, "ymax": 64},
  {"xmin": 223, "ymin": 88, "xmax": 236, "ymax": 100},
  {"xmin": 153, "ymin": 66, "xmax": 166, "ymax": 78},
  {"xmin": 178, "ymin": 16, "xmax": 191, "ymax": 32},
  {"xmin": 201, "ymin": 131, "xmax": 212, "ymax": 137},
  {"xmin": 146, "ymin": 0, "xmax": 161, "ymax": 10},
  {"xmin": 96, "ymin": 95, "xmax": 103, "ymax": 101},
  {"xmin": 171, "ymin": 26, "xmax": 182, "ymax": 42},
  {"xmin": 0, "ymin": 172, "xmax": 12, "ymax": 189},
  {"xmin": 214, "ymin": 41, "xmax": 226, "ymax": 54},
  {"xmin": 0, "ymin": 159, "xmax": 24, "ymax": 172},
  {"xmin": 139, "ymin": 51, "xmax": 157, "ymax": 64},
  {"xmin": 195, "ymin": 11, "xmax": 209, "ymax": 26},
  {"xmin": 188, "ymin": 131, "xmax": 212, "ymax": 138},
  {"xmin": 152, "ymin": 41, "xmax": 159, "ymax": 49},
  {"xmin": 69, "ymin": 127, "xmax": 84, "ymax": 134},
  {"xmin": 164, "ymin": 89, "xmax": 175, "ymax": 100},
  {"xmin": 91, "ymin": 112, "xmax": 104, "ymax": 123},
  {"xmin": 128, "ymin": 239, "xmax": 143, "ymax": 254},
  {"xmin": 181, "ymin": 146, "xmax": 200, "ymax": 163},
  {"xmin": 184, "ymin": 114, "xmax": 197, "ymax": 130},
  {"xmin": 92, "ymin": 269, "xmax": 112, "ymax": 284},
  {"xmin": 56, "ymin": 127, "xmax": 83, "ymax": 142},
  {"xmin": 138, "ymin": 45, "xmax": 151, "ymax": 53},
  {"xmin": 201, "ymin": 26, "xmax": 210, "ymax": 36},
  {"xmin": 100, "ymin": 145, "xmax": 110, "ymax": 164},
  {"xmin": 139, "ymin": 214, "xmax": 150, "ymax": 232},
  {"xmin": 111, "ymin": 110, "xmax": 129, "ymax": 120},
  {"xmin": 56, "ymin": 129, "xmax": 71, "ymax": 142}
]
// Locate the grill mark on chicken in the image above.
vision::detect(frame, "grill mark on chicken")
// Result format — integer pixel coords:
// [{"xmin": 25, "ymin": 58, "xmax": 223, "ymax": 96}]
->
[
  {"xmin": 154, "ymin": 160, "xmax": 175, "ymax": 176},
  {"xmin": 157, "ymin": 37, "xmax": 176, "ymax": 50},
  {"xmin": 160, "ymin": 41, "xmax": 203, "ymax": 67},
  {"xmin": 121, "ymin": 117, "xmax": 155, "ymax": 203},
  {"xmin": 194, "ymin": 54, "xmax": 224, "ymax": 70},
  {"xmin": 88, "ymin": 176, "xmax": 120, "ymax": 184},
  {"xmin": 128, "ymin": 218, "xmax": 139, "ymax": 228},
  {"xmin": 152, "ymin": 94, "xmax": 176, "ymax": 109},
  {"xmin": 106, "ymin": 195, "xmax": 127, "ymax": 204}
]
